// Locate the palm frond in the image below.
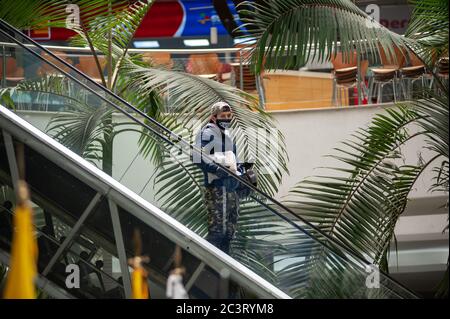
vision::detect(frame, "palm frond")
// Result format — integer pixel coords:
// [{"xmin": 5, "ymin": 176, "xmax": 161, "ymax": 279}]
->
[
  {"xmin": 153, "ymin": 156, "xmax": 207, "ymax": 235},
  {"xmin": 414, "ymin": 89, "xmax": 449, "ymax": 160},
  {"xmin": 283, "ymin": 106, "xmax": 425, "ymax": 265},
  {"xmin": 238, "ymin": 0, "xmax": 410, "ymax": 72},
  {"xmin": 71, "ymin": 0, "xmax": 133, "ymax": 28},
  {"xmin": 0, "ymin": 0, "xmax": 67, "ymax": 29},
  {"xmin": 406, "ymin": 0, "xmax": 449, "ymax": 64},
  {"xmin": 83, "ymin": 0, "xmax": 152, "ymax": 51},
  {"xmin": 123, "ymin": 62, "xmax": 289, "ymax": 196},
  {"xmin": 277, "ymin": 93, "xmax": 450, "ymax": 297},
  {"xmin": 406, "ymin": 1, "xmax": 449, "ymax": 296},
  {"xmin": 45, "ymin": 103, "xmax": 112, "ymax": 162},
  {"xmin": 114, "ymin": 74, "xmax": 166, "ymax": 165},
  {"xmin": 0, "ymin": 75, "xmax": 110, "ymax": 162},
  {"xmin": 68, "ymin": 0, "xmax": 153, "ymax": 88}
]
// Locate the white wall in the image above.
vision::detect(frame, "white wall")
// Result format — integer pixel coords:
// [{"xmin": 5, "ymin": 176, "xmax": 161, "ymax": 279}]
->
[{"xmin": 269, "ymin": 104, "xmax": 436, "ymax": 200}]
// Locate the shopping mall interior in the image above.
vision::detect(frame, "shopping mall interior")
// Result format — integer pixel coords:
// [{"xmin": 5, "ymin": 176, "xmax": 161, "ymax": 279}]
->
[{"xmin": 0, "ymin": 0, "xmax": 448, "ymax": 300}]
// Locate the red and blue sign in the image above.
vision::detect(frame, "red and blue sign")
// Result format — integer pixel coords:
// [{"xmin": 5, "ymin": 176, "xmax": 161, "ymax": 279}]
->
[
  {"xmin": 31, "ymin": 0, "xmax": 242, "ymax": 41},
  {"xmin": 136, "ymin": 0, "xmax": 241, "ymax": 37}
]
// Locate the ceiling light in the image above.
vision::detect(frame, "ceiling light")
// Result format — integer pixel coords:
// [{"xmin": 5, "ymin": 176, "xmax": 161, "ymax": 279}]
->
[
  {"xmin": 133, "ymin": 40, "xmax": 160, "ymax": 48},
  {"xmin": 183, "ymin": 39, "xmax": 210, "ymax": 47}
]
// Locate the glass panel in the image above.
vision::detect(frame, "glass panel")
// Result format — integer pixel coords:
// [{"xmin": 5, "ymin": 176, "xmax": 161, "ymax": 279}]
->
[
  {"xmin": 0, "ymin": 130, "xmax": 13, "ymax": 251},
  {"xmin": 41, "ymin": 196, "xmax": 125, "ymax": 299},
  {"xmin": 116, "ymin": 205, "xmax": 257, "ymax": 299}
]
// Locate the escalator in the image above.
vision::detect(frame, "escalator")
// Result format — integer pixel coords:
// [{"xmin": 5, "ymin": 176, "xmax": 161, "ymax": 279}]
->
[
  {"xmin": 0, "ymin": 107, "xmax": 288, "ymax": 299},
  {"xmin": 0, "ymin": 19, "xmax": 418, "ymax": 299}
]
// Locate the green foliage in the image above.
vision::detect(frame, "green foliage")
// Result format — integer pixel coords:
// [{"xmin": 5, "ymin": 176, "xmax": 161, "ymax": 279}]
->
[
  {"xmin": 238, "ymin": 0, "xmax": 410, "ymax": 73},
  {"xmin": 240, "ymin": 0, "xmax": 448, "ymax": 298},
  {"xmin": 406, "ymin": 0, "xmax": 449, "ymax": 65},
  {"xmin": 0, "ymin": 0, "xmax": 67, "ymax": 29}
]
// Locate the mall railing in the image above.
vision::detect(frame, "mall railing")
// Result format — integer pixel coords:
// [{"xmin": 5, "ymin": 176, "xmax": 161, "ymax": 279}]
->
[
  {"xmin": 1, "ymin": 38, "xmax": 437, "ymax": 112},
  {"xmin": 0, "ymin": 41, "xmax": 264, "ymax": 106}
]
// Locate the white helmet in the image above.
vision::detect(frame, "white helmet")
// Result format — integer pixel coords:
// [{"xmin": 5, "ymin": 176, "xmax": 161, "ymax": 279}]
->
[{"xmin": 211, "ymin": 101, "xmax": 231, "ymax": 116}]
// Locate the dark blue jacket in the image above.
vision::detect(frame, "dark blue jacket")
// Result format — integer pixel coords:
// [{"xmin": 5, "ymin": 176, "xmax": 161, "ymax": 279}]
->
[{"xmin": 194, "ymin": 122, "xmax": 244, "ymax": 192}]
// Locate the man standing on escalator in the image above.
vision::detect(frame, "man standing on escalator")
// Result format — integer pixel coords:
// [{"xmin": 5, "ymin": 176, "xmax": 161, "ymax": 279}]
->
[{"xmin": 194, "ymin": 102, "xmax": 252, "ymax": 254}]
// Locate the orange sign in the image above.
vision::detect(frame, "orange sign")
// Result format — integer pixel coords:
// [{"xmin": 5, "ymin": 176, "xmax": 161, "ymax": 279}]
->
[{"xmin": 29, "ymin": 26, "xmax": 51, "ymax": 40}]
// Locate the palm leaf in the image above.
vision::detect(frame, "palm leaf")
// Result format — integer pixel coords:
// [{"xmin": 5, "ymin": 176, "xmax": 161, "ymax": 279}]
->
[
  {"xmin": 0, "ymin": 74, "xmax": 111, "ymax": 162},
  {"xmin": 45, "ymin": 103, "xmax": 112, "ymax": 162},
  {"xmin": 414, "ymin": 89, "xmax": 449, "ymax": 160},
  {"xmin": 284, "ymin": 106, "xmax": 425, "ymax": 261},
  {"xmin": 277, "ymin": 105, "xmax": 435, "ymax": 297},
  {"xmin": 112, "ymin": 70, "xmax": 166, "ymax": 165},
  {"xmin": 123, "ymin": 62, "xmax": 289, "ymax": 196},
  {"xmin": 237, "ymin": 0, "xmax": 411, "ymax": 73},
  {"xmin": 412, "ymin": 89, "xmax": 449, "ymax": 297},
  {"xmin": 68, "ymin": 0, "xmax": 153, "ymax": 88},
  {"xmin": 405, "ymin": 0, "xmax": 449, "ymax": 65},
  {"xmin": 279, "ymin": 87, "xmax": 448, "ymax": 297},
  {"xmin": 0, "ymin": 0, "xmax": 67, "ymax": 29}
]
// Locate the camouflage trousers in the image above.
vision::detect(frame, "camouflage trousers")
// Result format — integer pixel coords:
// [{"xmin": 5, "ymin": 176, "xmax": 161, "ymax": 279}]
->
[{"xmin": 204, "ymin": 186, "xmax": 239, "ymax": 254}]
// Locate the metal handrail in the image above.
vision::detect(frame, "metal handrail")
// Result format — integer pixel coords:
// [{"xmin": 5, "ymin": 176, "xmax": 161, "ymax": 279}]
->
[{"xmin": 0, "ymin": 41, "xmax": 247, "ymax": 55}]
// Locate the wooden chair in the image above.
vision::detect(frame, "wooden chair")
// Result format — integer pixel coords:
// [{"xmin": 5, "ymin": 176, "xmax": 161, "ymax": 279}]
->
[
  {"xmin": 378, "ymin": 45, "xmax": 407, "ymax": 70},
  {"xmin": 368, "ymin": 45, "xmax": 407, "ymax": 103},
  {"xmin": 430, "ymin": 56, "xmax": 449, "ymax": 93},
  {"xmin": 231, "ymin": 44, "xmax": 267, "ymax": 105},
  {"xmin": 399, "ymin": 51, "xmax": 428, "ymax": 100},
  {"xmin": 231, "ymin": 44, "xmax": 259, "ymax": 91},
  {"xmin": 331, "ymin": 52, "xmax": 368, "ymax": 106},
  {"xmin": 437, "ymin": 57, "xmax": 449, "ymax": 78},
  {"xmin": 230, "ymin": 62, "xmax": 257, "ymax": 91}
]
